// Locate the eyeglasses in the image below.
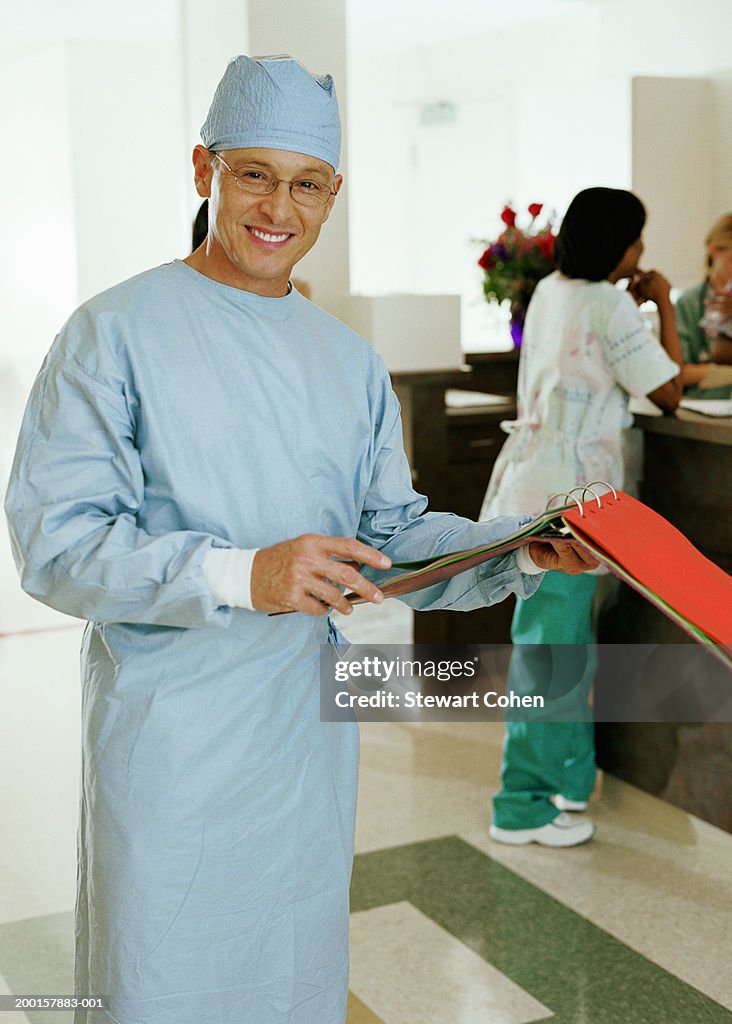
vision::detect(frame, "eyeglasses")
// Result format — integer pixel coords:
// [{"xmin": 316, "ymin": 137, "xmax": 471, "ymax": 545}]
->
[{"xmin": 211, "ymin": 153, "xmax": 337, "ymax": 208}]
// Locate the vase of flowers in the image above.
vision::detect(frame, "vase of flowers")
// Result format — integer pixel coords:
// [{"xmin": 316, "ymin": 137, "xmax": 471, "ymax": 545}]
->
[{"xmin": 477, "ymin": 203, "xmax": 556, "ymax": 348}]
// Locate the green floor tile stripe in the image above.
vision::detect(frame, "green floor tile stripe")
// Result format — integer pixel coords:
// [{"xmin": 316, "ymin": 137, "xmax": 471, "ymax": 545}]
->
[{"xmin": 351, "ymin": 836, "xmax": 732, "ymax": 1024}]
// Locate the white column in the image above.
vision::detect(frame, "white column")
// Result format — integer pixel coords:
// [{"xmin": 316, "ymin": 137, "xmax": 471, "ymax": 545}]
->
[
  {"xmin": 248, "ymin": 0, "xmax": 350, "ymax": 316},
  {"xmin": 0, "ymin": 45, "xmax": 77, "ymax": 383},
  {"xmin": 632, "ymin": 77, "xmax": 713, "ymax": 289},
  {"xmin": 0, "ymin": 45, "xmax": 79, "ymax": 633},
  {"xmin": 710, "ymin": 70, "xmax": 732, "ymax": 223},
  {"xmin": 178, "ymin": 0, "xmax": 250, "ymax": 231},
  {"xmin": 67, "ymin": 39, "xmax": 188, "ymax": 303}
]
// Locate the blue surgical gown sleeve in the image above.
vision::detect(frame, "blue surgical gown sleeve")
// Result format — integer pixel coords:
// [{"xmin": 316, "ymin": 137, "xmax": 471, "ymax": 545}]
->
[
  {"xmin": 357, "ymin": 366, "xmax": 542, "ymax": 611},
  {"xmin": 4, "ymin": 347, "xmax": 232, "ymax": 630}
]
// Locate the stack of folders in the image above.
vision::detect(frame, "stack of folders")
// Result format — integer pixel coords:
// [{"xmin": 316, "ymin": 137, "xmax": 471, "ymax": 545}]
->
[{"xmin": 349, "ymin": 484, "xmax": 732, "ymax": 670}]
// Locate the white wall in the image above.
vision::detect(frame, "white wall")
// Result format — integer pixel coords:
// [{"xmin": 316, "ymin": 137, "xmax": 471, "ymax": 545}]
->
[
  {"xmin": 0, "ymin": 2, "xmax": 248, "ymax": 633},
  {"xmin": 2, "ymin": 0, "xmax": 731, "ymax": 629},
  {"xmin": 347, "ymin": 4, "xmax": 630, "ymax": 346},
  {"xmin": 592, "ymin": 0, "xmax": 732, "ymax": 79},
  {"xmin": 0, "ymin": 45, "xmax": 79, "ymax": 633},
  {"xmin": 68, "ymin": 40, "xmax": 188, "ymax": 304},
  {"xmin": 0, "ymin": 46, "xmax": 78, "ymax": 384},
  {"xmin": 347, "ymin": 0, "xmax": 732, "ymax": 346},
  {"xmin": 0, "ymin": 0, "xmax": 356, "ymax": 633}
]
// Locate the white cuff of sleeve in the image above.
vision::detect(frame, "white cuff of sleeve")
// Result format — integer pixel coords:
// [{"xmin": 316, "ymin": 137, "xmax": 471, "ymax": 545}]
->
[
  {"xmin": 203, "ymin": 547, "xmax": 259, "ymax": 610},
  {"xmin": 515, "ymin": 544, "xmax": 544, "ymax": 576}
]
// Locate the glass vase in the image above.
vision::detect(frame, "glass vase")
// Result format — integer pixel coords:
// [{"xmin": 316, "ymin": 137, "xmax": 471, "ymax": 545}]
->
[{"xmin": 509, "ymin": 304, "xmax": 526, "ymax": 349}]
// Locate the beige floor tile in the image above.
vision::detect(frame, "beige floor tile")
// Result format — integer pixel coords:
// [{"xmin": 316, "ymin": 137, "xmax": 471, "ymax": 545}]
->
[
  {"xmin": 356, "ymin": 719, "xmax": 732, "ymax": 1011},
  {"xmin": 350, "ymin": 902, "xmax": 551, "ymax": 1024}
]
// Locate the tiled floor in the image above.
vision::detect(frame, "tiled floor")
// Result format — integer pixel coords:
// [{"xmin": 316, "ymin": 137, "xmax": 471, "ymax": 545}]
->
[{"xmin": 1, "ymin": 586, "xmax": 731, "ymax": 1022}]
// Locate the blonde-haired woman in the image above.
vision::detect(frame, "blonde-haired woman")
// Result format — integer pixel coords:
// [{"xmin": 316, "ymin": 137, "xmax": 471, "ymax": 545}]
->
[{"xmin": 676, "ymin": 212, "xmax": 732, "ymax": 398}]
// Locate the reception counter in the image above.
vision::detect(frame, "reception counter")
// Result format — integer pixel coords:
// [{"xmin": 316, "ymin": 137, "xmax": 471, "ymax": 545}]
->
[
  {"xmin": 632, "ymin": 408, "xmax": 732, "ymax": 572},
  {"xmin": 391, "ymin": 365, "xmax": 731, "ymax": 831},
  {"xmin": 595, "ymin": 408, "xmax": 732, "ymax": 832}
]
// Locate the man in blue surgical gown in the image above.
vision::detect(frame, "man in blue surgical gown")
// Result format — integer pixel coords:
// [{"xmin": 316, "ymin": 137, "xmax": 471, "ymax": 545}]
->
[{"xmin": 4, "ymin": 55, "xmax": 597, "ymax": 1024}]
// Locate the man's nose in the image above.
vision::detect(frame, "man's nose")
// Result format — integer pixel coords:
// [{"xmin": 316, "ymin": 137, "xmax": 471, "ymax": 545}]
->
[{"xmin": 259, "ymin": 179, "xmax": 297, "ymax": 218}]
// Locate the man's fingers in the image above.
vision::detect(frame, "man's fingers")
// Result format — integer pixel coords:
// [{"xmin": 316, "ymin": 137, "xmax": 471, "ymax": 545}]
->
[
  {"xmin": 304, "ymin": 536, "xmax": 389, "ymax": 605},
  {"xmin": 314, "ymin": 557, "xmax": 385, "ymax": 602},
  {"xmin": 530, "ymin": 539, "xmax": 600, "ymax": 574},
  {"xmin": 554, "ymin": 540, "xmax": 599, "ymax": 569},
  {"xmin": 325, "ymin": 567, "xmax": 385, "ymax": 606},
  {"xmin": 563, "ymin": 539, "xmax": 600, "ymax": 567},
  {"xmin": 300, "ymin": 594, "xmax": 333, "ymax": 617},
  {"xmin": 308, "ymin": 579, "xmax": 356, "ymax": 616},
  {"xmin": 318, "ymin": 535, "xmax": 391, "ymax": 570},
  {"xmin": 297, "ymin": 570, "xmax": 384, "ymax": 616},
  {"xmin": 252, "ymin": 534, "xmax": 391, "ymax": 615}
]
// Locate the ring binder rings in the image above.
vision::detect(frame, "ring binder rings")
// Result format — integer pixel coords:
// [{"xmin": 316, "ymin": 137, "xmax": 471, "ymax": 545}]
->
[
  {"xmin": 345, "ymin": 481, "xmax": 732, "ymax": 670},
  {"xmin": 559, "ymin": 491, "xmax": 731, "ymax": 668},
  {"xmin": 584, "ymin": 481, "xmax": 618, "ymax": 500},
  {"xmin": 546, "ymin": 492, "xmax": 584, "ymax": 515}
]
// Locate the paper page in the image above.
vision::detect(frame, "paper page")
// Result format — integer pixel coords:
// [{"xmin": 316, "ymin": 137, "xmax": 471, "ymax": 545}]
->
[{"xmin": 679, "ymin": 398, "xmax": 732, "ymax": 417}]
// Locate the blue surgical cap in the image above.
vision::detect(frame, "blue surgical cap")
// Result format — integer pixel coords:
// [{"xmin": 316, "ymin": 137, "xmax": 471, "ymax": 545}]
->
[{"xmin": 201, "ymin": 54, "xmax": 341, "ymax": 171}]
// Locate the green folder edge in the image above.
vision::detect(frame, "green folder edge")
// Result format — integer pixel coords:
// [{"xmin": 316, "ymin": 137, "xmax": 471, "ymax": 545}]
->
[{"xmin": 375, "ymin": 505, "xmax": 572, "ymax": 576}]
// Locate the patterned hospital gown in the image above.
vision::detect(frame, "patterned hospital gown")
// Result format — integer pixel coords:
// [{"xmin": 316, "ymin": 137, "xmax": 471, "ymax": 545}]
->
[{"xmin": 481, "ymin": 271, "xmax": 679, "ymax": 520}]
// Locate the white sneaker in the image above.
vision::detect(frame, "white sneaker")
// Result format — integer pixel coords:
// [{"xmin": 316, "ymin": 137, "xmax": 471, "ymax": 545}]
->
[
  {"xmin": 553, "ymin": 794, "xmax": 589, "ymax": 813},
  {"xmin": 489, "ymin": 812, "xmax": 595, "ymax": 848}
]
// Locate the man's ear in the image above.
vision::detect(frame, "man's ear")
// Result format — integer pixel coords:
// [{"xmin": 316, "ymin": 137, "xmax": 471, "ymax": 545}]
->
[
  {"xmin": 322, "ymin": 173, "xmax": 343, "ymax": 223},
  {"xmin": 192, "ymin": 145, "xmax": 215, "ymax": 198}
]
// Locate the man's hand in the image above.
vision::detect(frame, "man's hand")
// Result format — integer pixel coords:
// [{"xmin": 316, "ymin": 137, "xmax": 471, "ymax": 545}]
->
[
  {"xmin": 251, "ymin": 534, "xmax": 391, "ymax": 615},
  {"xmin": 528, "ymin": 538, "xmax": 600, "ymax": 575}
]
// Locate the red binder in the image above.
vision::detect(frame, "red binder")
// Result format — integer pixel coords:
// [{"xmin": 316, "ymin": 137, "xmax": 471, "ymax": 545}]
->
[
  {"xmin": 561, "ymin": 491, "xmax": 732, "ymax": 651},
  {"xmin": 346, "ymin": 487, "xmax": 732, "ymax": 668}
]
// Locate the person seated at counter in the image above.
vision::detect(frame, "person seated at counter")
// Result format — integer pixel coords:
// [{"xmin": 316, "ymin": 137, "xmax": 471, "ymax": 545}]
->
[{"xmin": 675, "ymin": 212, "xmax": 732, "ymax": 398}]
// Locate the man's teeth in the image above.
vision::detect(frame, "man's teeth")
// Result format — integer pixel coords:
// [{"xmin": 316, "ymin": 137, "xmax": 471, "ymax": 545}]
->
[{"xmin": 250, "ymin": 228, "xmax": 290, "ymax": 243}]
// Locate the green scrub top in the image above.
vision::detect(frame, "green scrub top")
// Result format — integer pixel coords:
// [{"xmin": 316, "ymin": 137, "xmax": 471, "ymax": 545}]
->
[{"xmin": 675, "ymin": 280, "xmax": 732, "ymax": 399}]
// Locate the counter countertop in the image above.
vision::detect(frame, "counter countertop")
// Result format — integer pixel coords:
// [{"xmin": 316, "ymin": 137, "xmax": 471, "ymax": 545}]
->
[{"xmin": 632, "ymin": 409, "xmax": 732, "ymax": 448}]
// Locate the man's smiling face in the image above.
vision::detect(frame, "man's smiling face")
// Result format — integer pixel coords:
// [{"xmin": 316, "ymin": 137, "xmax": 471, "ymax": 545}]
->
[{"xmin": 191, "ymin": 146, "xmax": 341, "ymax": 296}]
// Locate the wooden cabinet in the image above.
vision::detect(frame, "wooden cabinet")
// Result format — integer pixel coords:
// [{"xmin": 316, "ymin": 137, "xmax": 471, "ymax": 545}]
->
[
  {"xmin": 391, "ymin": 355, "xmax": 519, "ymax": 645},
  {"xmin": 445, "ymin": 408, "xmax": 509, "ymax": 519}
]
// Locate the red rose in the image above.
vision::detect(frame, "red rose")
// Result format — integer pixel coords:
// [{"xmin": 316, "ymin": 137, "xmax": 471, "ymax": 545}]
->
[
  {"xmin": 528, "ymin": 202, "xmax": 543, "ymax": 218},
  {"xmin": 478, "ymin": 249, "xmax": 495, "ymax": 271},
  {"xmin": 537, "ymin": 233, "xmax": 555, "ymax": 259},
  {"xmin": 500, "ymin": 206, "xmax": 517, "ymax": 228}
]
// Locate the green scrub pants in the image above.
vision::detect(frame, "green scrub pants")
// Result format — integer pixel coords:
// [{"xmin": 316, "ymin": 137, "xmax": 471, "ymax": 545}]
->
[{"xmin": 492, "ymin": 571, "xmax": 599, "ymax": 830}]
